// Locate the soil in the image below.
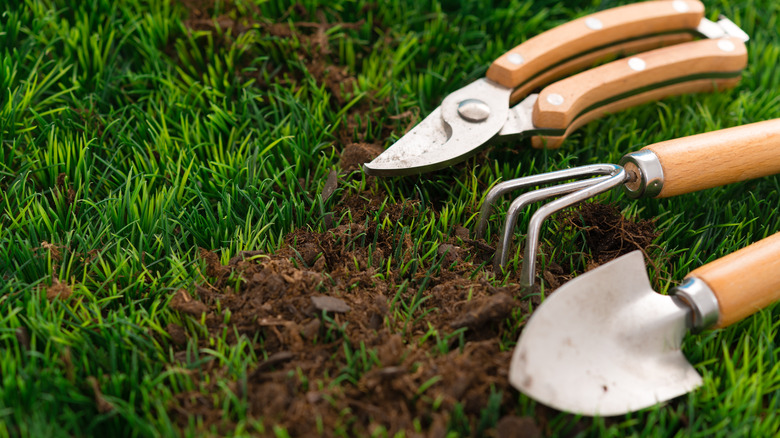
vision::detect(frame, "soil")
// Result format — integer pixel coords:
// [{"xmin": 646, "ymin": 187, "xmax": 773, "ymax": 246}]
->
[
  {"xmin": 561, "ymin": 202, "xmax": 658, "ymax": 268},
  {"xmin": 165, "ymin": 186, "xmax": 658, "ymax": 435}
]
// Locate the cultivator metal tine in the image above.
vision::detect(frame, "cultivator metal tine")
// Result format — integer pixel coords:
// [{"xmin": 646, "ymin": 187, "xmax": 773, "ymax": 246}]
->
[
  {"xmin": 476, "ymin": 164, "xmax": 625, "ymax": 240},
  {"xmin": 478, "ymin": 164, "xmax": 631, "ymax": 288},
  {"xmin": 494, "ymin": 176, "xmax": 612, "ymax": 270},
  {"xmin": 518, "ymin": 167, "xmax": 629, "ymax": 287}
]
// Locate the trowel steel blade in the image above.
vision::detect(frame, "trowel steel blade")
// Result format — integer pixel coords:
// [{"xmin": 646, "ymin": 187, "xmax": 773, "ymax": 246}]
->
[{"xmin": 510, "ymin": 251, "xmax": 703, "ymax": 416}]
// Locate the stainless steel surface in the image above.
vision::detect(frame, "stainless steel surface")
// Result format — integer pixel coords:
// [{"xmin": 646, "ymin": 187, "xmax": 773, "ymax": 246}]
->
[
  {"xmin": 495, "ymin": 176, "xmax": 611, "ymax": 270},
  {"xmin": 476, "ymin": 163, "xmax": 621, "ymax": 239},
  {"xmin": 457, "ymin": 99, "xmax": 491, "ymax": 122},
  {"xmin": 363, "ymin": 78, "xmax": 511, "ymax": 176},
  {"xmin": 519, "ymin": 167, "xmax": 627, "ymax": 287},
  {"xmin": 510, "ymin": 251, "xmax": 702, "ymax": 416},
  {"xmin": 716, "ymin": 16, "xmax": 750, "ymax": 42},
  {"xmin": 497, "ymin": 94, "xmax": 539, "ymax": 137},
  {"xmin": 619, "ymin": 150, "xmax": 664, "ymax": 199},
  {"xmin": 672, "ymin": 277, "xmax": 721, "ymax": 331}
]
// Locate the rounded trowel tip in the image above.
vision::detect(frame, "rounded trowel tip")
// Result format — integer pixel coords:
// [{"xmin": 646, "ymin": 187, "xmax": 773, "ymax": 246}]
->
[{"xmin": 509, "ymin": 251, "xmax": 702, "ymax": 416}]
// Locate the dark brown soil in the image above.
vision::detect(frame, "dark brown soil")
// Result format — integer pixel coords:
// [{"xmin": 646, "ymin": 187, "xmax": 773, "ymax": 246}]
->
[
  {"xmin": 166, "ymin": 191, "xmax": 533, "ymax": 435},
  {"xmin": 165, "ymin": 189, "xmax": 659, "ymax": 435},
  {"xmin": 46, "ymin": 278, "xmax": 72, "ymax": 301},
  {"xmin": 561, "ymin": 202, "xmax": 658, "ymax": 268},
  {"xmin": 340, "ymin": 142, "xmax": 385, "ymax": 171}
]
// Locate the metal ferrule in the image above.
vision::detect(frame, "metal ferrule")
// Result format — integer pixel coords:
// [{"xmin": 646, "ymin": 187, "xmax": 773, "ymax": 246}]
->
[
  {"xmin": 672, "ymin": 277, "xmax": 720, "ymax": 331},
  {"xmin": 618, "ymin": 150, "xmax": 664, "ymax": 199}
]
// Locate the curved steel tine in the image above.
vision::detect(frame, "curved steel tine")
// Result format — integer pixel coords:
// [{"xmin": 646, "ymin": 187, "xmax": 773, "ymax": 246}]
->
[
  {"xmin": 495, "ymin": 176, "xmax": 613, "ymax": 270},
  {"xmin": 519, "ymin": 166, "xmax": 630, "ymax": 288},
  {"xmin": 476, "ymin": 164, "xmax": 622, "ymax": 240}
]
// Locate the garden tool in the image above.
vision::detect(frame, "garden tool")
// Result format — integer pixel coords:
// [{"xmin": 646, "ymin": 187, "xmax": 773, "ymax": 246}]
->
[
  {"xmin": 510, "ymin": 232, "xmax": 780, "ymax": 416},
  {"xmin": 363, "ymin": 0, "xmax": 749, "ymax": 176},
  {"xmin": 476, "ymin": 119, "xmax": 780, "ymax": 287}
]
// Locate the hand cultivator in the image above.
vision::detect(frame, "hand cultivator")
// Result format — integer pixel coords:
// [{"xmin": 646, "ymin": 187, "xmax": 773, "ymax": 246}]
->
[{"xmin": 478, "ymin": 119, "xmax": 780, "ymax": 287}]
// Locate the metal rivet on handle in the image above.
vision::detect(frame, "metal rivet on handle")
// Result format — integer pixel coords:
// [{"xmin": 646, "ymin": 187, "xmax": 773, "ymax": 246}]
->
[
  {"xmin": 585, "ymin": 17, "xmax": 603, "ymax": 30},
  {"xmin": 546, "ymin": 93, "xmax": 565, "ymax": 106},
  {"xmin": 628, "ymin": 57, "xmax": 646, "ymax": 71},
  {"xmin": 718, "ymin": 39, "xmax": 736, "ymax": 52},
  {"xmin": 458, "ymin": 99, "xmax": 491, "ymax": 122},
  {"xmin": 507, "ymin": 53, "xmax": 525, "ymax": 65},
  {"xmin": 673, "ymin": 1, "xmax": 689, "ymax": 13}
]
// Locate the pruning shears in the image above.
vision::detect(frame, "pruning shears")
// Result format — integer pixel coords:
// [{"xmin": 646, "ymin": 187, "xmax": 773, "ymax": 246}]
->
[{"xmin": 363, "ymin": 0, "xmax": 749, "ymax": 177}]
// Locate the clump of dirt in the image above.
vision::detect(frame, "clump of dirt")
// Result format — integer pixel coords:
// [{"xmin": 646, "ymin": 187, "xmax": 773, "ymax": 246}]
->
[
  {"xmin": 497, "ymin": 415, "xmax": 542, "ymax": 438},
  {"xmin": 46, "ymin": 278, "xmax": 72, "ymax": 301},
  {"xmin": 169, "ymin": 289, "xmax": 209, "ymax": 317},
  {"xmin": 339, "ymin": 142, "xmax": 385, "ymax": 171},
  {"xmin": 562, "ymin": 202, "xmax": 658, "ymax": 266}
]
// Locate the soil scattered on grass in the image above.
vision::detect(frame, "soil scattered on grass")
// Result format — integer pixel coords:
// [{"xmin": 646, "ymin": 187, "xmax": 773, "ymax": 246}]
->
[
  {"xmin": 164, "ymin": 4, "xmax": 659, "ymax": 429},
  {"xmin": 46, "ymin": 278, "xmax": 72, "ymax": 301},
  {"xmin": 166, "ymin": 192, "xmax": 533, "ymax": 435},
  {"xmin": 164, "ymin": 196, "xmax": 660, "ymax": 434},
  {"xmin": 173, "ymin": 0, "xmax": 412, "ymax": 171},
  {"xmin": 561, "ymin": 202, "xmax": 658, "ymax": 267},
  {"xmin": 339, "ymin": 142, "xmax": 385, "ymax": 171}
]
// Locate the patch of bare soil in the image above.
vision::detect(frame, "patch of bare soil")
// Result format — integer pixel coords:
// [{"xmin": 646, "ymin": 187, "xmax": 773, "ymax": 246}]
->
[
  {"xmin": 165, "ymin": 196, "xmax": 660, "ymax": 434},
  {"xmin": 561, "ymin": 202, "xmax": 658, "ymax": 267},
  {"xmin": 166, "ymin": 191, "xmax": 537, "ymax": 435}
]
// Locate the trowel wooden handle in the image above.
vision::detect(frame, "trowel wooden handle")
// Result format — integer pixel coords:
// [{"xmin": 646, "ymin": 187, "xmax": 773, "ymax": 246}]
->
[
  {"xmin": 643, "ymin": 119, "xmax": 780, "ymax": 198},
  {"xmin": 688, "ymin": 232, "xmax": 780, "ymax": 328},
  {"xmin": 487, "ymin": 1, "xmax": 704, "ymax": 89},
  {"xmin": 530, "ymin": 37, "xmax": 747, "ymax": 149}
]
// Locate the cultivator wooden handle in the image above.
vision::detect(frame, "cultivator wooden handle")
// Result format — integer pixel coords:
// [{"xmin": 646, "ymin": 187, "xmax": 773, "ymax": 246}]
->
[
  {"xmin": 643, "ymin": 119, "xmax": 780, "ymax": 197},
  {"xmin": 687, "ymin": 232, "xmax": 780, "ymax": 328},
  {"xmin": 530, "ymin": 37, "xmax": 747, "ymax": 148},
  {"xmin": 488, "ymin": 0, "xmax": 704, "ymax": 93}
]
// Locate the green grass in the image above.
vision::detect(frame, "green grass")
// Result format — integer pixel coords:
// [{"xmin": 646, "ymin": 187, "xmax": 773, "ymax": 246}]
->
[{"xmin": 1, "ymin": 0, "xmax": 779, "ymax": 436}]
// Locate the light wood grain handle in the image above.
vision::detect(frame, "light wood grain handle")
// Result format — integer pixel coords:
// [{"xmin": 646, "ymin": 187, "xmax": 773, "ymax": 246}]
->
[
  {"xmin": 531, "ymin": 37, "xmax": 747, "ymax": 141},
  {"xmin": 530, "ymin": 76, "xmax": 740, "ymax": 149},
  {"xmin": 643, "ymin": 119, "xmax": 780, "ymax": 197},
  {"xmin": 509, "ymin": 32, "xmax": 694, "ymax": 105},
  {"xmin": 487, "ymin": 1, "xmax": 704, "ymax": 89},
  {"xmin": 688, "ymin": 232, "xmax": 780, "ymax": 328}
]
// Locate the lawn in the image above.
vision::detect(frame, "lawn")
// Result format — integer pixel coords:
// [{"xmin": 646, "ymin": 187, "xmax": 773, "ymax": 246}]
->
[{"xmin": 1, "ymin": 0, "xmax": 778, "ymax": 436}]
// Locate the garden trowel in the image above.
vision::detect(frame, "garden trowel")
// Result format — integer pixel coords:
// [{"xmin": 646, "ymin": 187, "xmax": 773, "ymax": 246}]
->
[{"xmin": 510, "ymin": 233, "xmax": 780, "ymax": 416}]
